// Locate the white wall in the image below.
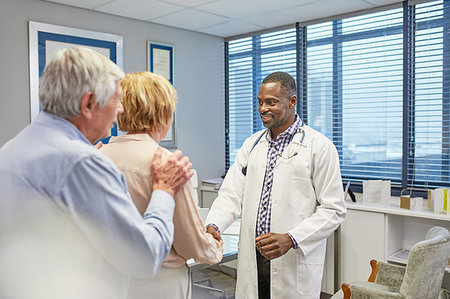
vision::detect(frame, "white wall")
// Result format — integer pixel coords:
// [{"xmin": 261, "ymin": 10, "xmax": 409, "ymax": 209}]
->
[{"xmin": 0, "ymin": 0, "xmax": 226, "ymax": 182}]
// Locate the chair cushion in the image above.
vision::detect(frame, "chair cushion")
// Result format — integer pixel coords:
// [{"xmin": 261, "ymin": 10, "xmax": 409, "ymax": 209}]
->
[
  {"xmin": 350, "ymin": 281, "xmax": 403, "ymax": 298},
  {"xmin": 353, "ymin": 281, "xmax": 398, "ymax": 292},
  {"xmin": 331, "ymin": 281, "xmax": 403, "ymax": 299}
]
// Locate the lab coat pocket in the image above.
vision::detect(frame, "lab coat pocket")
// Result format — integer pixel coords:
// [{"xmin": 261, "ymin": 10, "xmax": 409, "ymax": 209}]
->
[
  {"xmin": 290, "ymin": 177, "xmax": 315, "ymax": 215},
  {"xmin": 296, "ymin": 256, "xmax": 324, "ymax": 296}
]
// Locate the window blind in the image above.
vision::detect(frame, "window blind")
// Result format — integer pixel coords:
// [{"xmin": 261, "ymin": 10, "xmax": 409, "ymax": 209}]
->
[
  {"xmin": 411, "ymin": 0, "xmax": 450, "ymax": 188},
  {"xmin": 227, "ymin": 37, "xmax": 253, "ymax": 168},
  {"xmin": 306, "ymin": 8, "xmax": 404, "ymax": 185},
  {"xmin": 225, "ymin": 0, "xmax": 450, "ymax": 191},
  {"xmin": 226, "ymin": 28, "xmax": 297, "ymax": 167}
]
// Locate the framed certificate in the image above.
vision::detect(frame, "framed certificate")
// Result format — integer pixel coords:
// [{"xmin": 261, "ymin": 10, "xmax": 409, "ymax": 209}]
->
[
  {"xmin": 28, "ymin": 21, "xmax": 123, "ymax": 143},
  {"xmin": 147, "ymin": 41, "xmax": 176, "ymax": 148}
]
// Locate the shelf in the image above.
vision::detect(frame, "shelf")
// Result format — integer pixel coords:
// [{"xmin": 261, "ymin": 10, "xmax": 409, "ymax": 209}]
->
[
  {"xmin": 200, "ymin": 184, "xmax": 220, "ymax": 192},
  {"xmin": 387, "ymin": 249, "xmax": 409, "ymax": 265},
  {"xmin": 388, "ymin": 249, "xmax": 450, "ymax": 272},
  {"xmin": 201, "ymin": 178, "xmax": 223, "ymax": 191},
  {"xmin": 346, "ymin": 201, "xmax": 450, "ymax": 222}
]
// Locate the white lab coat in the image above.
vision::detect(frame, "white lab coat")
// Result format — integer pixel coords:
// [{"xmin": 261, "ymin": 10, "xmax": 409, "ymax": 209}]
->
[{"xmin": 206, "ymin": 124, "xmax": 346, "ymax": 299}]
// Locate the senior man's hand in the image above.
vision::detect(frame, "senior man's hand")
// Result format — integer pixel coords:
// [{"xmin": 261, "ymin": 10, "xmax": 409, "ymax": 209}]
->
[
  {"xmin": 151, "ymin": 148, "xmax": 193, "ymax": 197},
  {"xmin": 94, "ymin": 141, "xmax": 103, "ymax": 150}
]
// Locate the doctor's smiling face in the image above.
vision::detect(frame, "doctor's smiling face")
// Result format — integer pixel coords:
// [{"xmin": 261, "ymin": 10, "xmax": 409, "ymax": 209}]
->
[{"xmin": 258, "ymin": 79, "xmax": 297, "ymax": 140}]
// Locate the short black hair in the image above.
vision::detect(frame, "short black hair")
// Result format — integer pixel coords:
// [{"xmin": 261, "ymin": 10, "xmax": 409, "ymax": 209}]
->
[{"xmin": 262, "ymin": 72, "xmax": 296, "ymax": 96}]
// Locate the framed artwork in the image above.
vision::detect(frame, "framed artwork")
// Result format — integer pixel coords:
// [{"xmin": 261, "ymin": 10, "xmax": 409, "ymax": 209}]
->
[
  {"xmin": 147, "ymin": 41, "xmax": 176, "ymax": 148},
  {"xmin": 28, "ymin": 21, "xmax": 123, "ymax": 143}
]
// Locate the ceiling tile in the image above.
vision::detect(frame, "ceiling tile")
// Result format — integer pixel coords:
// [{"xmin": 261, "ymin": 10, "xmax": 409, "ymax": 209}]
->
[
  {"xmin": 42, "ymin": 0, "xmax": 410, "ymax": 38},
  {"xmin": 242, "ymin": 9, "xmax": 300, "ymax": 30},
  {"xmin": 197, "ymin": 19, "xmax": 264, "ymax": 37},
  {"xmin": 94, "ymin": 0, "xmax": 183, "ymax": 21},
  {"xmin": 43, "ymin": 0, "xmax": 111, "ymax": 9},
  {"xmin": 246, "ymin": 0, "xmax": 377, "ymax": 27},
  {"xmin": 152, "ymin": 8, "xmax": 230, "ymax": 31},
  {"xmin": 161, "ymin": 0, "xmax": 218, "ymax": 8},
  {"xmin": 366, "ymin": 0, "xmax": 403, "ymax": 5},
  {"xmin": 196, "ymin": 0, "xmax": 317, "ymax": 19}
]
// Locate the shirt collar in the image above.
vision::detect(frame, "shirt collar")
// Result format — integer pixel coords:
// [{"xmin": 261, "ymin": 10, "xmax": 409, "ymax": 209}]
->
[
  {"xmin": 35, "ymin": 111, "xmax": 91, "ymax": 145},
  {"xmin": 286, "ymin": 114, "xmax": 301, "ymax": 136},
  {"xmin": 266, "ymin": 114, "xmax": 301, "ymax": 142},
  {"xmin": 109, "ymin": 133, "xmax": 158, "ymax": 145}
]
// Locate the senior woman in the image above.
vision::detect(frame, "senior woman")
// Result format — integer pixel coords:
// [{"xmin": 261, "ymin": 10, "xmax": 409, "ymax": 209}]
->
[{"xmin": 100, "ymin": 72, "xmax": 222, "ymax": 299}]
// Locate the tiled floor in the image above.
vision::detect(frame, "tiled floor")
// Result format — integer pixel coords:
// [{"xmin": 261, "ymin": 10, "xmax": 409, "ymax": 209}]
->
[{"xmin": 192, "ymin": 267, "xmax": 236, "ymax": 299}]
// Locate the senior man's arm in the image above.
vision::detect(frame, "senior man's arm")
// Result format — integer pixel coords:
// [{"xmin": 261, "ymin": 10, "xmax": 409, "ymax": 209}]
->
[{"xmin": 60, "ymin": 148, "xmax": 193, "ymax": 279}]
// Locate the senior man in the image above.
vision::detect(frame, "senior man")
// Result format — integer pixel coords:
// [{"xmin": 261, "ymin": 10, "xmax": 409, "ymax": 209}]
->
[{"xmin": 0, "ymin": 47, "xmax": 193, "ymax": 299}]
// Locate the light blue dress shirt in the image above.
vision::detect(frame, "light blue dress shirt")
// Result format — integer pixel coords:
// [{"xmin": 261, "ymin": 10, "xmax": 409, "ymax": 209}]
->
[{"xmin": 0, "ymin": 112, "xmax": 175, "ymax": 299}]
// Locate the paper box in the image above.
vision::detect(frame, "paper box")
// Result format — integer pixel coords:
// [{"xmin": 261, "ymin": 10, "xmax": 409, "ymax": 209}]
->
[
  {"xmin": 363, "ymin": 180, "xmax": 391, "ymax": 206},
  {"xmin": 400, "ymin": 196, "xmax": 410, "ymax": 210},
  {"xmin": 431, "ymin": 188, "xmax": 448, "ymax": 215}
]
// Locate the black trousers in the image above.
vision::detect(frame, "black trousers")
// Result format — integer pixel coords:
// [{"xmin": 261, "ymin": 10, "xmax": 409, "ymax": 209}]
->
[{"xmin": 256, "ymin": 248, "xmax": 271, "ymax": 299}]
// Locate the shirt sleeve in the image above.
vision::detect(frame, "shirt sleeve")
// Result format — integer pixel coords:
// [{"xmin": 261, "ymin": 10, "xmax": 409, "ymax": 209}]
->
[
  {"xmin": 288, "ymin": 232, "xmax": 298, "ymax": 249},
  {"xmin": 59, "ymin": 154, "xmax": 175, "ymax": 279},
  {"xmin": 171, "ymin": 183, "xmax": 222, "ymax": 264},
  {"xmin": 205, "ymin": 132, "xmax": 260, "ymax": 232}
]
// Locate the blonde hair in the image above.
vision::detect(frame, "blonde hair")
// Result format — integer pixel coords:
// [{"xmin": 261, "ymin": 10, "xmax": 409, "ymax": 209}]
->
[{"xmin": 118, "ymin": 72, "xmax": 177, "ymax": 133}]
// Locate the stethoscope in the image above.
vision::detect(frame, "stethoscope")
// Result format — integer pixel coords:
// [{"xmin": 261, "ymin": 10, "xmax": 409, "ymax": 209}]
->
[{"xmin": 241, "ymin": 123, "xmax": 305, "ymax": 176}]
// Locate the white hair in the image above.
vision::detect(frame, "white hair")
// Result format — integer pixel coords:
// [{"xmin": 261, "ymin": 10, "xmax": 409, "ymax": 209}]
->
[{"xmin": 39, "ymin": 47, "xmax": 124, "ymax": 119}]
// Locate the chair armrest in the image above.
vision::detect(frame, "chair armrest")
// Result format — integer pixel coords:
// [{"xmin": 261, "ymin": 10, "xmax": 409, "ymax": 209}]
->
[
  {"xmin": 368, "ymin": 260, "xmax": 378, "ymax": 282},
  {"xmin": 375, "ymin": 261, "xmax": 406, "ymax": 290}
]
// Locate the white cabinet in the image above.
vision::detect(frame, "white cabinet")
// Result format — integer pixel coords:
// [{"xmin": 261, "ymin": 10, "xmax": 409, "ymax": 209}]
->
[
  {"xmin": 199, "ymin": 185, "xmax": 219, "ymax": 208},
  {"xmin": 340, "ymin": 208, "xmax": 385, "ymax": 284},
  {"xmin": 321, "ymin": 231, "xmax": 338, "ymax": 294}
]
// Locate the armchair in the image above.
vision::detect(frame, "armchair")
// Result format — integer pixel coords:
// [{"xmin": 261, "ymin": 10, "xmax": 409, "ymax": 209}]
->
[{"xmin": 331, "ymin": 226, "xmax": 450, "ymax": 299}]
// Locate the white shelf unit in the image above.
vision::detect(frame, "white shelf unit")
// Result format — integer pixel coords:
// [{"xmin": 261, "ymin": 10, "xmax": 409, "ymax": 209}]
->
[{"xmin": 386, "ymin": 211, "xmax": 450, "ymax": 272}]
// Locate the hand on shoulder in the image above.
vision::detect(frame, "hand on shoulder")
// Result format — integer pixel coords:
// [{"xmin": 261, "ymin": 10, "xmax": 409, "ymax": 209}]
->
[{"xmin": 151, "ymin": 148, "xmax": 193, "ymax": 197}]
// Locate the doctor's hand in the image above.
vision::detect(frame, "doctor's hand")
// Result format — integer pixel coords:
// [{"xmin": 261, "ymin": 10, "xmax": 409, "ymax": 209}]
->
[
  {"xmin": 255, "ymin": 232, "xmax": 294, "ymax": 260},
  {"xmin": 206, "ymin": 225, "xmax": 223, "ymax": 246}
]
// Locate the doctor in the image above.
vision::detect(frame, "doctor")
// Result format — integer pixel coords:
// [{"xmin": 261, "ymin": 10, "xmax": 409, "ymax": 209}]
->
[{"xmin": 206, "ymin": 72, "xmax": 346, "ymax": 299}]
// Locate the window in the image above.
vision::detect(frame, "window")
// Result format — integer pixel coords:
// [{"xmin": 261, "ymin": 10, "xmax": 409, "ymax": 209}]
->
[
  {"xmin": 412, "ymin": 1, "xmax": 449, "ymax": 188},
  {"xmin": 225, "ymin": 0, "xmax": 450, "ymax": 193},
  {"xmin": 308, "ymin": 9, "xmax": 404, "ymax": 183},
  {"xmin": 226, "ymin": 28, "xmax": 297, "ymax": 167}
]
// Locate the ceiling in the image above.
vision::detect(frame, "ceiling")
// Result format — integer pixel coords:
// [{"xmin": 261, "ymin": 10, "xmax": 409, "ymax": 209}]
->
[{"xmin": 44, "ymin": 0, "xmax": 406, "ymax": 38}]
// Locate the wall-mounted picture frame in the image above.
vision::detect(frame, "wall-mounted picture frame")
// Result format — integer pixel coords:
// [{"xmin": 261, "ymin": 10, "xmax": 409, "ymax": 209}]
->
[
  {"xmin": 147, "ymin": 41, "xmax": 176, "ymax": 148},
  {"xmin": 28, "ymin": 21, "xmax": 123, "ymax": 143}
]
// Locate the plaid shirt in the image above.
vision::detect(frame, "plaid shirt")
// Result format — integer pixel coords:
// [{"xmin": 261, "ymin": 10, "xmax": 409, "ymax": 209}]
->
[{"xmin": 256, "ymin": 115, "xmax": 301, "ymax": 248}]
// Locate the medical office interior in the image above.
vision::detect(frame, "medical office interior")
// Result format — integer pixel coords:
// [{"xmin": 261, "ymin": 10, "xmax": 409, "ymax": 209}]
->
[{"xmin": 1, "ymin": 0, "xmax": 450, "ymax": 298}]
